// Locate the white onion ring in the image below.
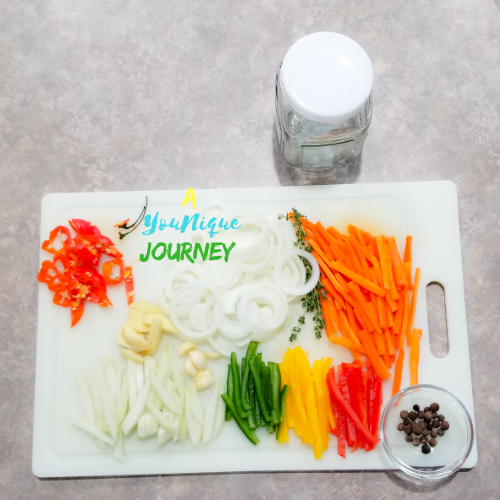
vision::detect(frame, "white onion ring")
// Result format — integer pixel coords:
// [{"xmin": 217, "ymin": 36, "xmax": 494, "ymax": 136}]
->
[
  {"xmin": 241, "ymin": 223, "xmax": 284, "ymax": 273},
  {"xmin": 170, "ymin": 282, "xmax": 224, "ymax": 339},
  {"xmin": 273, "ymin": 249, "xmax": 320, "ymax": 296},
  {"xmin": 207, "ymin": 334, "xmax": 231, "ymax": 358}
]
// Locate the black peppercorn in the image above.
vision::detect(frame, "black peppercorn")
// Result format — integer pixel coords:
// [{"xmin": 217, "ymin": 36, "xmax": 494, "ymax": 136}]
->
[
  {"xmin": 413, "ymin": 404, "xmax": 420, "ymax": 411},
  {"xmin": 420, "ymin": 436, "xmax": 429, "ymax": 444},
  {"xmin": 422, "ymin": 444, "xmax": 431, "ymax": 454},
  {"xmin": 413, "ymin": 426, "xmax": 422, "ymax": 435},
  {"xmin": 426, "ymin": 424, "xmax": 433, "ymax": 431},
  {"xmin": 424, "ymin": 406, "xmax": 430, "ymax": 412},
  {"xmin": 418, "ymin": 420, "xmax": 426, "ymax": 430},
  {"xmin": 400, "ymin": 410, "xmax": 409, "ymax": 420}
]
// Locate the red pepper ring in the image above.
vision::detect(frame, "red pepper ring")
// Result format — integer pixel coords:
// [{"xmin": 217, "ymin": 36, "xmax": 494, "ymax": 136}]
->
[
  {"xmin": 102, "ymin": 257, "xmax": 124, "ymax": 285},
  {"xmin": 47, "ymin": 273, "xmax": 69, "ymax": 292},
  {"xmin": 37, "ymin": 261, "xmax": 59, "ymax": 284},
  {"xmin": 71, "ymin": 299, "xmax": 85, "ymax": 327},
  {"xmin": 41, "ymin": 226, "xmax": 72, "ymax": 255},
  {"xmin": 53, "ymin": 289, "xmax": 71, "ymax": 307},
  {"xmin": 53, "ymin": 254, "xmax": 72, "ymax": 275}
]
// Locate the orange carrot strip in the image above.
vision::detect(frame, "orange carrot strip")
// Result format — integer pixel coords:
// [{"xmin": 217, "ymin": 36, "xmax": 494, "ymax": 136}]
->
[
  {"xmin": 303, "ymin": 219, "xmax": 332, "ymax": 256},
  {"xmin": 410, "ymin": 328, "xmax": 422, "ymax": 385},
  {"xmin": 360, "ymin": 229, "xmax": 375, "ymax": 246},
  {"xmin": 407, "ymin": 268, "xmax": 421, "ymax": 339},
  {"xmin": 327, "ymin": 225, "xmax": 343, "ymax": 240},
  {"xmin": 393, "ymin": 292, "xmax": 405, "ymax": 334},
  {"xmin": 386, "ymin": 236, "xmax": 407, "ymax": 288},
  {"xmin": 357, "ymin": 329, "xmax": 391, "ymax": 380},
  {"xmin": 346, "ymin": 304, "xmax": 361, "ymax": 334},
  {"xmin": 321, "ymin": 298, "xmax": 335, "ymax": 341},
  {"xmin": 382, "ymin": 345, "xmax": 391, "ymax": 369},
  {"xmin": 320, "ymin": 275, "xmax": 346, "ymax": 310},
  {"xmin": 390, "ymin": 354, "xmax": 396, "ymax": 364},
  {"xmin": 348, "ymin": 282, "xmax": 382, "ymax": 334},
  {"xmin": 316, "ymin": 221, "xmax": 338, "ymax": 248},
  {"xmin": 402, "ymin": 288, "xmax": 411, "ymax": 347},
  {"xmin": 387, "ymin": 306, "xmax": 394, "ymax": 328},
  {"xmin": 344, "ymin": 238, "xmax": 363, "ymax": 274},
  {"xmin": 338, "ymin": 317, "xmax": 363, "ymax": 359},
  {"xmin": 353, "ymin": 306, "xmax": 369, "ymax": 332},
  {"xmin": 312, "ymin": 250, "xmax": 355, "ymax": 307},
  {"xmin": 375, "ymin": 236, "xmax": 390, "ymax": 290},
  {"xmin": 335, "ymin": 272, "xmax": 350, "ymax": 290},
  {"xmin": 403, "ymin": 236, "xmax": 413, "ymax": 264},
  {"xmin": 392, "ymin": 349, "xmax": 405, "ymax": 396},
  {"xmin": 385, "ymin": 291, "xmax": 398, "ymax": 313},
  {"xmin": 348, "ymin": 235, "xmax": 369, "ymax": 269},
  {"xmin": 384, "ymin": 329, "xmax": 396, "ymax": 356},
  {"xmin": 329, "ymin": 240, "xmax": 346, "ymax": 261},
  {"xmin": 368, "ymin": 298, "xmax": 379, "ymax": 329},
  {"xmin": 338, "ymin": 310, "xmax": 364, "ymax": 350},
  {"xmin": 371, "ymin": 257, "xmax": 384, "ymax": 288},
  {"xmin": 328, "ymin": 335, "xmax": 366, "ymax": 353},
  {"xmin": 373, "ymin": 332, "xmax": 386, "ymax": 355},
  {"xmin": 326, "ymin": 258, "xmax": 385, "ymax": 297},
  {"xmin": 384, "ymin": 239, "xmax": 400, "ymax": 301},
  {"xmin": 323, "ymin": 292, "xmax": 339, "ymax": 333},
  {"xmin": 377, "ymin": 295, "xmax": 387, "ymax": 330},
  {"xmin": 398, "ymin": 330, "xmax": 405, "ymax": 350}
]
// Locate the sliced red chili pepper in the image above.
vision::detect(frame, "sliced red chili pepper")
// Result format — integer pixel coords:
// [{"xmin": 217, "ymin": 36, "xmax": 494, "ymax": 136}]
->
[
  {"xmin": 68, "ymin": 219, "xmax": 94, "ymax": 235},
  {"xmin": 53, "ymin": 254, "xmax": 72, "ymax": 276},
  {"xmin": 41, "ymin": 226, "xmax": 72, "ymax": 255},
  {"xmin": 37, "ymin": 261, "xmax": 59, "ymax": 284},
  {"xmin": 68, "ymin": 279, "xmax": 91, "ymax": 299},
  {"xmin": 73, "ymin": 266, "xmax": 107, "ymax": 292},
  {"xmin": 102, "ymin": 257, "xmax": 124, "ymax": 285},
  {"xmin": 114, "ymin": 218, "xmax": 130, "ymax": 228},
  {"xmin": 86, "ymin": 234, "xmax": 123, "ymax": 258},
  {"xmin": 71, "ymin": 299, "xmax": 85, "ymax": 327},
  {"xmin": 73, "ymin": 234, "xmax": 101, "ymax": 267},
  {"xmin": 53, "ymin": 289, "xmax": 71, "ymax": 307},
  {"xmin": 47, "ymin": 273, "xmax": 69, "ymax": 292},
  {"xmin": 87, "ymin": 287, "xmax": 113, "ymax": 307},
  {"xmin": 124, "ymin": 266, "xmax": 134, "ymax": 305}
]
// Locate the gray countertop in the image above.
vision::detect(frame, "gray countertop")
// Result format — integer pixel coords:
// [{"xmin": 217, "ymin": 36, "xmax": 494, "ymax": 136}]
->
[{"xmin": 1, "ymin": 0, "xmax": 499, "ymax": 498}]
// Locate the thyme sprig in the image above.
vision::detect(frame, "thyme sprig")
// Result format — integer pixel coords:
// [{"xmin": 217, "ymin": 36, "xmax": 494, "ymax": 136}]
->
[{"xmin": 278, "ymin": 208, "xmax": 325, "ymax": 341}]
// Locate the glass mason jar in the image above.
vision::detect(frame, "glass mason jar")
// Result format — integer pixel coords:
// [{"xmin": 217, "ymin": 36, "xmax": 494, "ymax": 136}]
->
[{"xmin": 275, "ymin": 32, "xmax": 373, "ymax": 183}]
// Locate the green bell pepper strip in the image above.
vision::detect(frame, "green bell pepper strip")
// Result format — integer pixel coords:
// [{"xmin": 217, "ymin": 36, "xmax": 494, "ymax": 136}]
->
[
  {"xmin": 276, "ymin": 385, "xmax": 291, "ymax": 440},
  {"xmin": 249, "ymin": 356, "xmax": 271, "ymax": 423},
  {"xmin": 225, "ymin": 364, "xmax": 233, "ymax": 421},
  {"xmin": 221, "ymin": 394, "xmax": 260, "ymax": 445},
  {"xmin": 231, "ymin": 352, "xmax": 248, "ymax": 419},
  {"xmin": 241, "ymin": 341, "xmax": 259, "ymax": 411},
  {"xmin": 270, "ymin": 362, "xmax": 281, "ymax": 425}
]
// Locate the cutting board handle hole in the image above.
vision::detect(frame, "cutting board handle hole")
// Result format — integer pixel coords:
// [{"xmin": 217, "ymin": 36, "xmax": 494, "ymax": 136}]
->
[{"xmin": 426, "ymin": 282, "xmax": 449, "ymax": 358}]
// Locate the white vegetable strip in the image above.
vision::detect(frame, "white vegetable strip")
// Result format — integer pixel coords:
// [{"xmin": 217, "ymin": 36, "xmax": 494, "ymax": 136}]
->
[
  {"xmin": 70, "ymin": 414, "xmax": 114, "ymax": 446},
  {"xmin": 122, "ymin": 377, "xmax": 151, "ymax": 436},
  {"xmin": 157, "ymin": 426, "xmax": 172, "ymax": 447},
  {"xmin": 185, "ymin": 389, "xmax": 201, "ymax": 445},
  {"xmin": 104, "ymin": 358, "xmax": 117, "ymax": 401},
  {"xmin": 89, "ymin": 372, "xmax": 107, "ymax": 434},
  {"xmin": 150, "ymin": 371, "xmax": 181, "ymax": 415},
  {"xmin": 146, "ymin": 398, "xmax": 178, "ymax": 434},
  {"xmin": 127, "ymin": 360, "xmax": 138, "ymax": 407},
  {"xmin": 202, "ymin": 379, "xmax": 220, "ymax": 444},
  {"xmin": 94, "ymin": 363, "xmax": 119, "ymax": 441},
  {"xmin": 213, "ymin": 378, "xmax": 226, "ymax": 440},
  {"xmin": 117, "ymin": 377, "xmax": 129, "ymax": 424},
  {"xmin": 207, "ymin": 335, "xmax": 231, "ymax": 358},
  {"xmin": 76, "ymin": 370, "xmax": 95, "ymax": 424},
  {"xmin": 189, "ymin": 384, "xmax": 204, "ymax": 425},
  {"xmin": 136, "ymin": 361, "xmax": 144, "ymax": 393}
]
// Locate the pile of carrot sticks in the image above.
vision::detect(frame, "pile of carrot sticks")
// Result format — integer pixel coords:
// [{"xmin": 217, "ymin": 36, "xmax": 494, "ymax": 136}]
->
[{"xmin": 295, "ymin": 215, "xmax": 422, "ymax": 395}]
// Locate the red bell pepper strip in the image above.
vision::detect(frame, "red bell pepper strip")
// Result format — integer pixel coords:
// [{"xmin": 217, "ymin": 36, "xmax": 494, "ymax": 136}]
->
[
  {"xmin": 87, "ymin": 234, "xmax": 123, "ymax": 258},
  {"xmin": 41, "ymin": 226, "xmax": 72, "ymax": 255},
  {"xmin": 331, "ymin": 399, "xmax": 346, "ymax": 458},
  {"xmin": 68, "ymin": 219, "xmax": 94, "ymax": 235},
  {"xmin": 346, "ymin": 365, "xmax": 367, "ymax": 450},
  {"xmin": 338, "ymin": 364, "xmax": 357, "ymax": 448},
  {"xmin": 124, "ymin": 266, "xmax": 134, "ymax": 305},
  {"xmin": 102, "ymin": 257, "xmax": 124, "ymax": 285},
  {"xmin": 370, "ymin": 377, "xmax": 382, "ymax": 437},
  {"xmin": 72, "ymin": 234, "xmax": 101, "ymax": 267},
  {"xmin": 87, "ymin": 287, "xmax": 112, "ymax": 307},
  {"xmin": 327, "ymin": 368, "xmax": 380, "ymax": 449},
  {"xmin": 70, "ymin": 299, "xmax": 85, "ymax": 327}
]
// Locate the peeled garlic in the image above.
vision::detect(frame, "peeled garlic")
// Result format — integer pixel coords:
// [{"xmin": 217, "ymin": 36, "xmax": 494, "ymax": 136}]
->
[
  {"xmin": 204, "ymin": 352, "xmax": 222, "ymax": 361},
  {"xmin": 130, "ymin": 300, "xmax": 162, "ymax": 315},
  {"xmin": 184, "ymin": 357, "xmax": 199, "ymax": 378},
  {"xmin": 194, "ymin": 370, "xmax": 212, "ymax": 383},
  {"xmin": 189, "ymin": 349, "xmax": 206, "ymax": 371},
  {"xmin": 178, "ymin": 342, "xmax": 197, "ymax": 357},
  {"xmin": 121, "ymin": 349, "xmax": 144, "ymax": 364},
  {"xmin": 195, "ymin": 371, "xmax": 214, "ymax": 391},
  {"xmin": 122, "ymin": 325, "xmax": 149, "ymax": 352}
]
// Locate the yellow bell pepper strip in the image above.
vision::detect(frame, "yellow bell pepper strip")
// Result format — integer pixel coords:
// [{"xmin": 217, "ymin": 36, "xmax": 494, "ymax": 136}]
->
[
  {"xmin": 312, "ymin": 360, "xmax": 330, "ymax": 451},
  {"xmin": 322, "ymin": 359, "xmax": 336, "ymax": 433},
  {"xmin": 277, "ymin": 385, "xmax": 291, "ymax": 444},
  {"xmin": 289, "ymin": 349, "xmax": 312, "ymax": 443},
  {"xmin": 305, "ymin": 379, "xmax": 323, "ymax": 459}
]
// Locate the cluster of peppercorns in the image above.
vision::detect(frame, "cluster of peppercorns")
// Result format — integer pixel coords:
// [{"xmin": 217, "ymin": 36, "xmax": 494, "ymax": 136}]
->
[{"xmin": 397, "ymin": 403, "xmax": 449, "ymax": 454}]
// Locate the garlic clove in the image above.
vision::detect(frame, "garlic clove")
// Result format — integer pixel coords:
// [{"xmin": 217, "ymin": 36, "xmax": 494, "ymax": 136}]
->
[
  {"xmin": 195, "ymin": 372, "xmax": 214, "ymax": 391},
  {"xmin": 178, "ymin": 342, "xmax": 197, "ymax": 357},
  {"xmin": 204, "ymin": 352, "xmax": 222, "ymax": 361},
  {"xmin": 184, "ymin": 357, "xmax": 199, "ymax": 378},
  {"xmin": 189, "ymin": 349, "xmax": 206, "ymax": 371},
  {"xmin": 194, "ymin": 370, "xmax": 213, "ymax": 383}
]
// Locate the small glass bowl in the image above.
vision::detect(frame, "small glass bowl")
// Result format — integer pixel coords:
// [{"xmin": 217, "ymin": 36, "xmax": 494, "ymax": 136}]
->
[{"xmin": 381, "ymin": 384, "xmax": 474, "ymax": 480}]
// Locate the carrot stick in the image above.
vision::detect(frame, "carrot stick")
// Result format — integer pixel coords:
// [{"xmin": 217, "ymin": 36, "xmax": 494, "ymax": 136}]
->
[
  {"xmin": 327, "ymin": 225, "xmax": 343, "ymax": 240},
  {"xmin": 404, "ymin": 236, "xmax": 413, "ymax": 290},
  {"xmin": 371, "ymin": 257, "xmax": 384, "ymax": 289},
  {"xmin": 327, "ymin": 259, "xmax": 386, "ymax": 297},
  {"xmin": 382, "ymin": 345, "xmax": 391, "ymax": 369},
  {"xmin": 387, "ymin": 306, "xmax": 394, "ymax": 328},
  {"xmin": 386, "ymin": 236, "xmax": 407, "ymax": 287},
  {"xmin": 410, "ymin": 328, "xmax": 422, "ymax": 385},
  {"xmin": 348, "ymin": 282, "xmax": 382, "ymax": 334},
  {"xmin": 393, "ymin": 292, "xmax": 405, "ymax": 334},
  {"xmin": 373, "ymin": 332, "xmax": 386, "ymax": 355},
  {"xmin": 407, "ymin": 268, "xmax": 421, "ymax": 339},
  {"xmin": 375, "ymin": 236, "xmax": 390, "ymax": 290},
  {"xmin": 357, "ymin": 329, "xmax": 391, "ymax": 380},
  {"xmin": 316, "ymin": 221, "xmax": 338, "ymax": 248},
  {"xmin": 377, "ymin": 295, "xmax": 387, "ymax": 330},
  {"xmin": 329, "ymin": 240, "xmax": 346, "ymax": 261},
  {"xmin": 402, "ymin": 288, "xmax": 411, "ymax": 347},
  {"xmin": 398, "ymin": 330, "xmax": 405, "ymax": 350},
  {"xmin": 323, "ymin": 293, "xmax": 339, "ymax": 332},
  {"xmin": 392, "ymin": 349, "xmax": 405, "ymax": 396},
  {"xmin": 368, "ymin": 298, "xmax": 379, "ymax": 329},
  {"xmin": 338, "ymin": 310, "xmax": 364, "ymax": 351},
  {"xmin": 360, "ymin": 229, "xmax": 375, "ymax": 246},
  {"xmin": 385, "ymin": 291, "xmax": 398, "ymax": 313},
  {"xmin": 384, "ymin": 240, "xmax": 400, "ymax": 301},
  {"xmin": 313, "ymin": 250, "xmax": 355, "ymax": 307},
  {"xmin": 344, "ymin": 239, "xmax": 363, "ymax": 274},
  {"xmin": 303, "ymin": 219, "xmax": 332, "ymax": 256},
  {"xmin": 335, "ymin": 272, "xmax": 350, "ymax": 290},
  {"xmin": 328, "ymin": 335, "xmax": 366, "ymax": 353},
  {"xmin": 384, "ymin": 329, "xmax": 396, "ymax": 356},
  {"xmin": 320, "ymin": 276, "xmax": 346, "ymax": 310},
  {"xmin": 346, "ymin": 304, "xmax": 361, "ymax": 334}
]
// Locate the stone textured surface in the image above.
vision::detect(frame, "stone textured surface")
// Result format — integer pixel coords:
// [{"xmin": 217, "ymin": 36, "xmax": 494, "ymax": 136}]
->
[{"xmin": 1, "ymin": 0, "xmax": 499, "ymax": 498}]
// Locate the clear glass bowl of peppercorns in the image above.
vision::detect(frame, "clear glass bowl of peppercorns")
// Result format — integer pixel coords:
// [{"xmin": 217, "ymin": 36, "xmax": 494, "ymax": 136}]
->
[{"xmin": 380, "ymin": 384, "xmax": 474, "ymax": 479}]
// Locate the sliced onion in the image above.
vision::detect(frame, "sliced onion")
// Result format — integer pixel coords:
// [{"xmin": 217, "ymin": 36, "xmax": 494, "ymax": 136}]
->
[
  {"xmin": 207, "ymin": 334, "xmax": 231, "ymax": 358},
  {"xmin": 240, "ymin": 223, "xmax": 283, "ymax": 273},
  {"xmin": 170, "ymin": 282, "xmax": 224, "ymax": 340},
  {"xmin": 218, "ymin": 316, "xmax": 252, "ymax": 341},
  {"xmin": 203, "ymin": 259, "xmax": 242, "ymax": 290},
  {"xmin": 230, "ymin": 211, "xmax": 268, "ymax": 259},
  {"xmin": 274, "ymin": 249, "xmax": 320, "ymax": 296}
]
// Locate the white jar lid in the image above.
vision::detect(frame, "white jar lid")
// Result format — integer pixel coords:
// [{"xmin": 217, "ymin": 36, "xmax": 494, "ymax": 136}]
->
[{"xmin": 280, "ymin": 32, "xmax": 373, "ymax": 124}]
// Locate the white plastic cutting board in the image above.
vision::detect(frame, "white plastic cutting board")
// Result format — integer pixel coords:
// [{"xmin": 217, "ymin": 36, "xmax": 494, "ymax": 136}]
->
[{"xmin": 33, "ymin": 181, "xmax": 477, "ymax": 477}]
